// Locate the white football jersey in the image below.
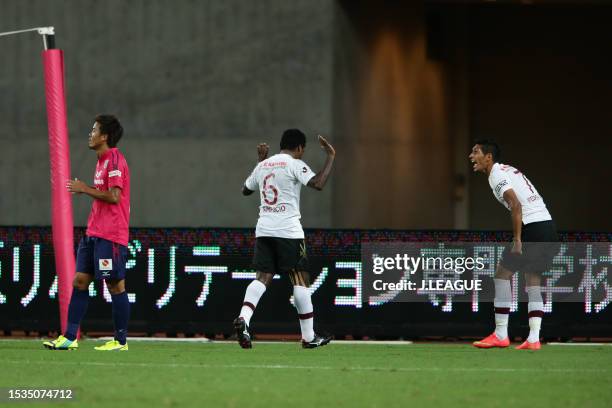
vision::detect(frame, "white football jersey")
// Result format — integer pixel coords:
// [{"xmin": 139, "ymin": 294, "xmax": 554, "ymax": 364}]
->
[
  {"xmin": 245, "ymin": 153, "xmax": 316, "ymax": 239},
  {"xmin": 488, "ymin": 163, "xmax": 552, "ymax": 224}
]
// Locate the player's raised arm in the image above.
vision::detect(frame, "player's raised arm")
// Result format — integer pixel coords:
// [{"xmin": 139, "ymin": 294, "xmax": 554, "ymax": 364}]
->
[
  {"xmin": 502, "ymin": 189, "xmax": 523, "ymax": 253},
  {"xmin": 243, "ymin": 144, "xmax": 267, "ymax": 196},
  {"xmin": 257, "ymin": 142, "xmax": 269, "ymax": 162},
  {"xmin": 307, "ymin": 135, "xmax": 335, "ymax": 191},
  {"xmin": 66, "ymin": 178, "xmax": 122, "ymax": 204}
]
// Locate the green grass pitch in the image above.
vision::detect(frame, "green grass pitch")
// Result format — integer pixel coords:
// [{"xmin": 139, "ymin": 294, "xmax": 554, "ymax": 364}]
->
[{"xmin": 1, "ymin": 340, "xmax": 611, "ymax": 407}]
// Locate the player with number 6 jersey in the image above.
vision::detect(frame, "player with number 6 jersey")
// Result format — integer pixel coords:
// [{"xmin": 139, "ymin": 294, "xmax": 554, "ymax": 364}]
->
[
  {"xmin": 246, "ymin": 150, "xmax": 315, "ymax": 239},
  {"xmin": 469, "ymin": 140, "xmax": 558, "ymax": 351},
  {"xmin": 234, "ymin": 129, "xmax": 335, "ymax": 349}
]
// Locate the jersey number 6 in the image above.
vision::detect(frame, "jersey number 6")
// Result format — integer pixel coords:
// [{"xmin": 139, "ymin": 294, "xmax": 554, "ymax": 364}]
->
[{"xmin": 262, "ymin": 173, "xmax": 279, "ymax": 205}]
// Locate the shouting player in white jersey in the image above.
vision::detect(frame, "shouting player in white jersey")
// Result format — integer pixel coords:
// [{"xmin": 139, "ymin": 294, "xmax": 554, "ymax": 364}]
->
[
  {"xmin": 469, "ymin": 140, "xmax": 558, "ymax": 350},
  {"xmin": 235, "ymin": 129, "xmax": 335, "ymax": 349}
]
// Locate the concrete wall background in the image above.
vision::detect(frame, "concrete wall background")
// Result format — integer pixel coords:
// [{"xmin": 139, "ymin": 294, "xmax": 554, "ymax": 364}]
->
[
  {"xmin": 332, "ymin": 1, "xmax": 455, "ymax": 229},
  {"xmin": 0, "ymin": 0, "xmax": 334, "ymax": 227},
  {"xmin": 1, "ymin": 1, "xmax": 611, "ymax": 232}
]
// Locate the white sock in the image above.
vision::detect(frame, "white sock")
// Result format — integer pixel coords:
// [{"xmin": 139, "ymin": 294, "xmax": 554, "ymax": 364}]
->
[
  {"xmin": 239, "ymin": 280, "xmax": 266, "ymax": 327},
  {"xmin": 527, "ymin": 286, "xmax": 543, "ymax": 343},
  {"xmin": 293, "ymin": 286, "xmax": 315, "ymax": 342},
  {"xmin": 494, "ymin": 278, "xmax": 512, "ymax": 340}
]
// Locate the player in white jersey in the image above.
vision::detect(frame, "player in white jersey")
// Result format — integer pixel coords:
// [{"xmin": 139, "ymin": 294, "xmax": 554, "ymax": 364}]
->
[
  {"xmin": 469, "ymin": 140, "xmax": 558, "ymax": 350},
  {"xmin": 234, "ymin": 129, "xmax": 335, "ymax": 349}
]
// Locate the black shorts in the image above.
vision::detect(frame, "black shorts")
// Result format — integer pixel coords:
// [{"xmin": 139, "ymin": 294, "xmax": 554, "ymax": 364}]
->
[
  {"xmin": 253, "ymin": 237, "xmax": 308, "ymax": 275},
  {"xmin": 500, "ymin": 220, "xmax": 559, "ymax": 274}
]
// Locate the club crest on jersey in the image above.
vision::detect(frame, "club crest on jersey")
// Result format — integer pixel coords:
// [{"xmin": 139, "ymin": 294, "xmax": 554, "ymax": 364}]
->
[
  {"xmin": 302, "ymin": 167, "xmax": 307, "ymax": 173},
  {"xmin": 99, "ymin": 259, "xmax": 113, "ymax": 271}
]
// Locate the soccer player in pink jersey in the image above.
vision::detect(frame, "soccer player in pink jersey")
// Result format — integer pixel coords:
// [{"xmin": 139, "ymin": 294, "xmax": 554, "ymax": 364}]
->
[
  {"xmin": 44, "ymin": 114, "xmax": 131, "ymax": 351},
  {"xmin": 469, "ymin": 140, "xmax": 558, "ymax": 350}
]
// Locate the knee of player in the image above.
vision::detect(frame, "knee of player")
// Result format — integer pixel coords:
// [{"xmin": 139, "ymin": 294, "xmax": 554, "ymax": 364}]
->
[
  {"xmin": 255, "ymin": 275, "xmax": 273, "ymax": 288},
  {"xmin": 105, "ymin": 279, "xmax": 125, "ymax": 295},
  {"xmin": 494, "ymin": 264, "xmax": 514, "ymax": 280},
  {"xmin": 290, "ymin": 270, "xmax": 311, "ymax": 287},
  {"xmin": 524, "ymin": 272, "xmax": 542, "ymax": 287},
  {"xmin": 494, "ymin": 272, "xmax": 513, "ymax": 280}
]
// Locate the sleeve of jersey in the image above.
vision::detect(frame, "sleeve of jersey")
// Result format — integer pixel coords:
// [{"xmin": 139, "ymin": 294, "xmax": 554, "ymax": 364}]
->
[
  {"xmin": 108, "ymin": 159, "xmax": 125, "ymax": 189},
  {"xmin": 490, "ymin": 169, "xmax": 512, "ymax": 196},
  {"xmin": 244, "ymin": 165, "xmax": 259, "ymax": 191},
  {"xmin": 293, "ymin": 160, "xmax": 316, "ymax": 186}
]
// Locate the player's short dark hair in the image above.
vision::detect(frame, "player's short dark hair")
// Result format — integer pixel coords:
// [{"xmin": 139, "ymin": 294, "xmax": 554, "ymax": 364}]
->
[
  {"xmin": 280, "ymin": 129, "xmax": 306, "ymax": 150},
  {"xmin": 95, "ymin": 114, "xmax": 123, "ymax": 148},
  {"xmin": 474, "ymin": 139, "xmax": 501, "ymax": 162}
]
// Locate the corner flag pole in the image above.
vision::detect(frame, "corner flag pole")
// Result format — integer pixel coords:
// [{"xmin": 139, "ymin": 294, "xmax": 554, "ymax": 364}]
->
[
  {"xmin": 0, "ymin": 26, "xmax": 75, "ymax": 335},
  {"xmin": 40, "ymin": 28, "xmax": 76, "ymax": 335}
]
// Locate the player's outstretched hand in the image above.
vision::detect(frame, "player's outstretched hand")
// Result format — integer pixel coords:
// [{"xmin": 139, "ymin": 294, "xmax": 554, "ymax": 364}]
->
[
  {"xmin": 257, "ymin": 143, "xmax": 269, "ymax": 162},
  {"xmin": 318, "ymin": 135, "xmax": 335, "ymax": 157}
]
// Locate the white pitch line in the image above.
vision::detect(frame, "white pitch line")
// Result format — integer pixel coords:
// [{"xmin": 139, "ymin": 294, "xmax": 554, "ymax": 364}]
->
[
  {"xmin": 0, "ymin": 360, "xmax": 609, "ymax": 373},
  {"xmin": 98, "ymin": 337, "xmax": 213, "ymax": 343},
  {"xmin": 0, "ymin": 338, "xmax": 413, "ymax": 345},
  {"xmin": 4, "ymin": 339, "xmax": 612, "ymax": 346},
  {"xmin": 547, "ymin": 343, "xmax": 612, "ymax": 346},
  {"xmin": 97, "ymin": 337, "xmax": 413, "ymax": 345}
]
